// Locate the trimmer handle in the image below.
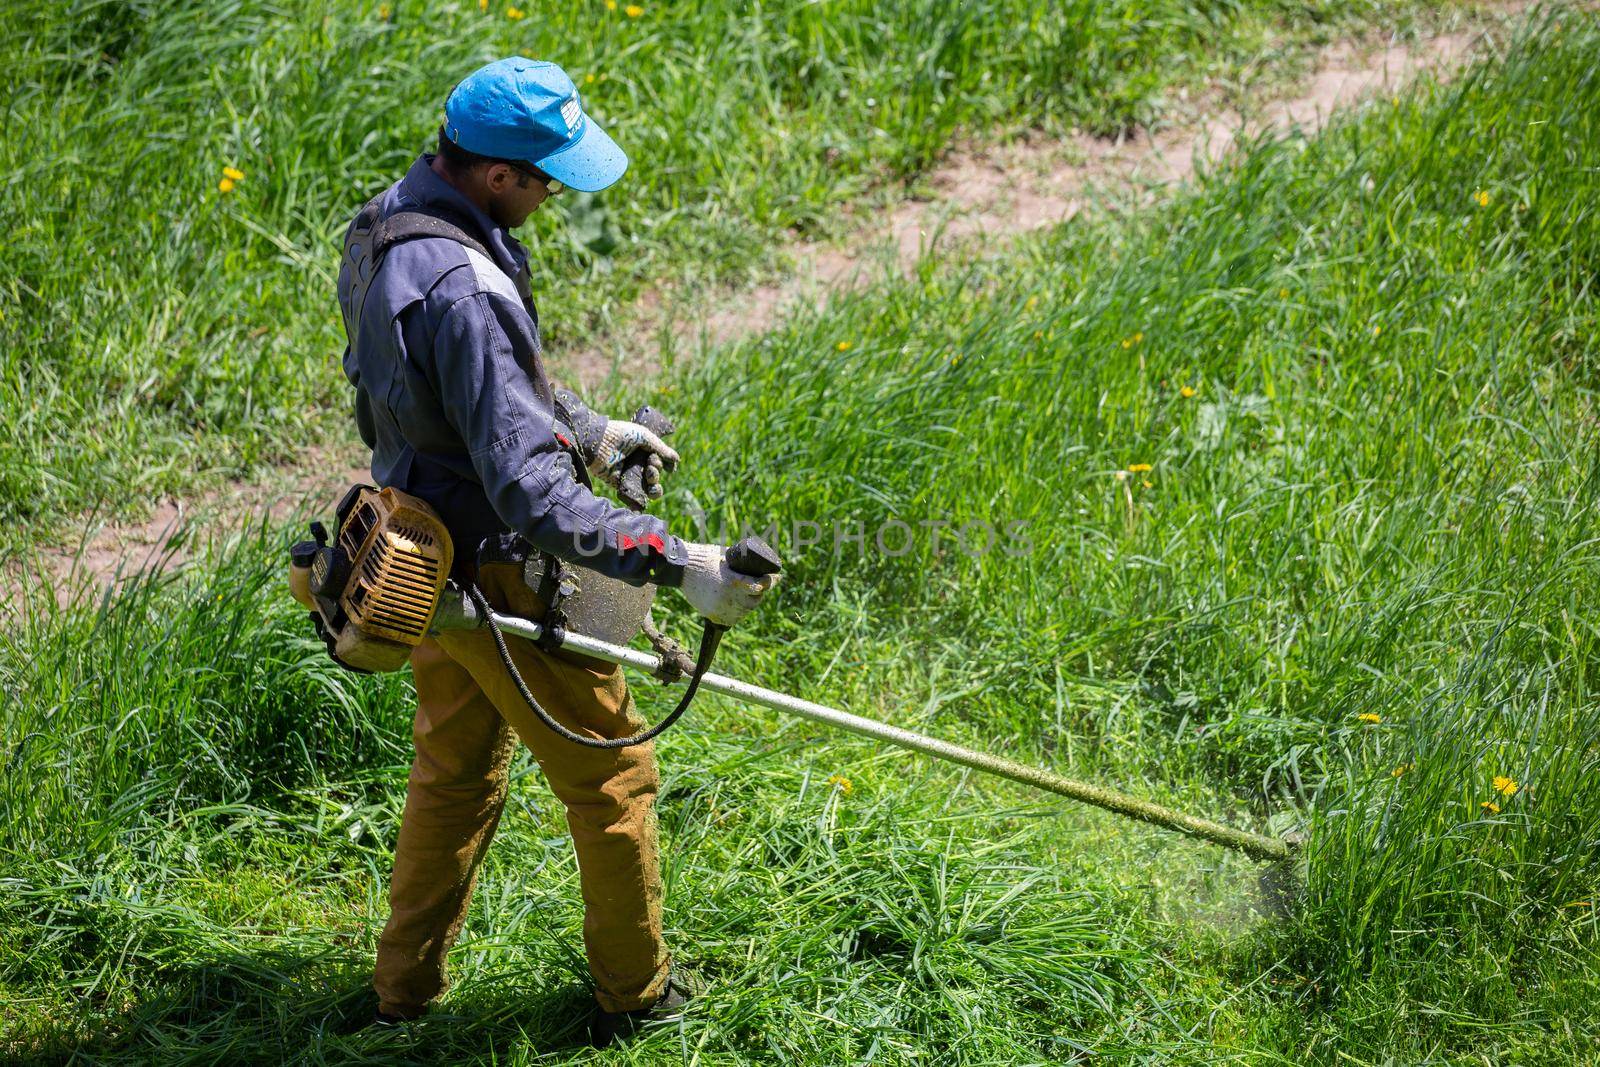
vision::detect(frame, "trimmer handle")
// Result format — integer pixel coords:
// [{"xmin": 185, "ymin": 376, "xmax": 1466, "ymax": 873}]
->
[
  {"xmin": 725, "ymin": 535, "xmax": 783, "ymax": 577},
  {"xmin": 617, "ymin": 404, "xmax": 677, "ymax": 511}
]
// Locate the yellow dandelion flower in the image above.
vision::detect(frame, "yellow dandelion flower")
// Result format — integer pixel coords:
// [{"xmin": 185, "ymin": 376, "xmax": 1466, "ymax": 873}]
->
[
  {"xmin": 1141, "ymin": 480, "xmax": 1153, "ymax": 489},
  {"xmin": 218, "ymin": 177, "xmax": 236, "ymax": 193},
  {"xmin": 378, "ymin": 3, "xmax": 390, "ymax": 17},
  {"xmin": 222, "ymin": 166, "xmax": 245, "ymax": 181},
  {"xmin": 625, "ymin": 2, "xmax": 644, "ymax": 14},
  {"xmin": 827, "ymin": 774, "xmax": 853, "ymax": 794},
  {"xmin": 836, "ymin": 340, "xmax": 851, "ymax": 352},
  {"xmin": 507, "ymin": 5, "xmax": 525, "ymax": 17},
  {"xmin": 480, "ymin": 0, "xmax": 488, "ymax": 9},
  {"xmin": 1127, "ymin": 463, "xmax": 1152, "ymax": 473},
  {"xmin": 605, "ymin": 0, "xmax": 616, "ymax": 8},
  {"xmin": 1391, "ymin": 763, "xmax": 1413, "ymax": 777},
  {"xmin": 1493, "ymin": 776, "xmax": 1518, "ymax": 797},
  {"xmin": 1474, "ymin": 189, "xmax": 1490, "ymax": 207},
  {"xmin": 585, "ymin": 72, "xmax": 596, "ymax": 84},
  {"xmin": 1372, "ymin": 325, "xmax": 1382, "ymax": 337},
  {"xmin": 1120, "ymin": 338, "xmax": 1132, "ymax": 349},
  {"xmin": 1179, "ymin": 385, "xmax": 1197, "ymax": 398},
  {"xmin": 1480, "ymin": 800, "xmax": 1500, "ymax": 813},
  {"xmin": 1133, "ymin": 331, "xmax": 1144, "ymax": 343},
  {"xmin": 1278, "ymin": 287, "xmax": 1289, "ymax": 299},
  {"xmin": 1357, "ymin": 713, "xmax": 1382, "ymax": 724}
]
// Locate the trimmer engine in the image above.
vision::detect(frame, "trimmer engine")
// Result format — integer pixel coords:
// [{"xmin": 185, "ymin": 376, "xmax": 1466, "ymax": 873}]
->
[{"xmin": 289, "ymin": 484, "xmax": 453, "ymax": 672}]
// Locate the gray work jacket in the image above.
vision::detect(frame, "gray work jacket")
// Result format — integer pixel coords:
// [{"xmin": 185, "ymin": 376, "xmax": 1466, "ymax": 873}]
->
[{"xmin": 337, "ymin": 154, "xmax": 686, "ymax": 586}]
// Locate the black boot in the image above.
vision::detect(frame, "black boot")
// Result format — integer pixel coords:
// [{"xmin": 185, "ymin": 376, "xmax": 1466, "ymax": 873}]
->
[{"xmin": 590, "ymin": 966, "xmax": 694, "ymax": 1048}]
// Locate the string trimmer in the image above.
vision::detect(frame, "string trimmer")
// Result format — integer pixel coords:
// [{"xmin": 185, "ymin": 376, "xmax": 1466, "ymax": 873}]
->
[{"xmin": 289, "ymin": 485, "xmax": 1303, "ymax": 907}]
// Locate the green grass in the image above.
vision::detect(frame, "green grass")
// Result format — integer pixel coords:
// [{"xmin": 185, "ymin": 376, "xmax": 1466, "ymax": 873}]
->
[
  {"xmin": 5, "ymin": 6, "xmax": 1599, "ymax": 1064},
  {"xmin": 0, "ymin": 0, "xmax": 1467, "ymax": 554}
]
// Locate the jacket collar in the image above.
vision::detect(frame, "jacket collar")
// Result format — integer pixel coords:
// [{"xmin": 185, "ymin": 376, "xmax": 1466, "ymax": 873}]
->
[{"xmin": 398, "ymin": 154, "xmax": 530, "ymax": 285}]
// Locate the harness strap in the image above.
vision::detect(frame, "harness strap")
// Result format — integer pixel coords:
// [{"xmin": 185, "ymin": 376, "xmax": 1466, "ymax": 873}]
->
[
  {"xmin": 371, "ymin": 208, "xmax": 492, "ymax": 261},
  {"xmin": 342, "ymin": 194, "xmax": 506, "ymax": 339}
]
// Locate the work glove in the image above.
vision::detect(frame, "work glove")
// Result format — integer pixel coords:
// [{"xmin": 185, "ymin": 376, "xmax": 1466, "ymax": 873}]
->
[
  {"xmin": 588, "ymin": 419, "xmax": 680, "ymax": 502},
  {"xmin": 679, "ymin": 542, "xmax": 780, "ymax": 626}
]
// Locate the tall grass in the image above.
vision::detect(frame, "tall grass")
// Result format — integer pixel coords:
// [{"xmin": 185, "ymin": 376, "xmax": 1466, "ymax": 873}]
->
[
  {"xmin": 4, "ymin": 7, "xmax": 1598, "ymax": 1064},
  {"xmin": 661, "ymin": 0, "xmax": 1600, "ymax": 1034},
  {"xmin": 2, "ymin": 0, "xmax": 1454, "ymax": 550}
]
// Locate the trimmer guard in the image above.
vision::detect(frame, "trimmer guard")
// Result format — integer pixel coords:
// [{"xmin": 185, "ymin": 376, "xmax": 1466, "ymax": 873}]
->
[{"xmin": 538, "ymin": 559, "xmax": 657, "ymax": 647}]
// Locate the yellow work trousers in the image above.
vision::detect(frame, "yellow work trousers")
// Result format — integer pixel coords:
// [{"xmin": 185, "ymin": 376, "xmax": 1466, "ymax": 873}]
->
[{"xmin": 372, "ymin": 561, "xmax": 671, "ymax": 1017}]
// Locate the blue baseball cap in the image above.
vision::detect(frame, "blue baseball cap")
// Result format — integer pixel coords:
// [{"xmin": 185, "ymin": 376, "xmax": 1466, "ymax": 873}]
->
[{"xmin": 443, "ymin": 58, "xmax": 627, "ymax": 193}]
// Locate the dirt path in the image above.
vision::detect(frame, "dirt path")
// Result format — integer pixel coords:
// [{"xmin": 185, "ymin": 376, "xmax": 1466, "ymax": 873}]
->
[
  {"xmin": 9, "ymin": 7, "xmax": 1521, "ymax": 608},
  {"xmin": 571, "ymin": 16, "xmax": 1499, "ymax": 382}
]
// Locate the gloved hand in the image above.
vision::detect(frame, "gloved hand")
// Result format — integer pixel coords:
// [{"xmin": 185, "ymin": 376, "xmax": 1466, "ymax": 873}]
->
[
  {"xmin": 679, "ymin": 542, "xmax": 780, "ymax": 626},
  {"xmin": 588, "ymin": 419, "xmax": 680, "ymax": 500}
]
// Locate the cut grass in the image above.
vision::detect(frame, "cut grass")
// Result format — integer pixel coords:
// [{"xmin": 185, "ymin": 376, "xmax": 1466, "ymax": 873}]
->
[
  {"xmin": 2, "ymin": 0, "xmax": 1473, "ymax": 554},
  {"xmin": 4, "ymin": 6, "xmax": 1599, "ymax": 1064}
]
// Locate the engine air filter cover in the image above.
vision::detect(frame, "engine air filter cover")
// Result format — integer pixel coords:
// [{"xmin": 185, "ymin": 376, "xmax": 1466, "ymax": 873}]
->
[{"xmin": 290, "ymin": 485, "xmax": 454, "ymax": 673}]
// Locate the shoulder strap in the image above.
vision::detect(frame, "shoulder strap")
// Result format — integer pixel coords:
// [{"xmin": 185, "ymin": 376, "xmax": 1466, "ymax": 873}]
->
[
  {"xmin": 341, "ymin": 195, "xmax": 516, "ymax": 342},
  {"xmin": 370, "ymin": 207, "xmax": 493, "ymax": 262}
]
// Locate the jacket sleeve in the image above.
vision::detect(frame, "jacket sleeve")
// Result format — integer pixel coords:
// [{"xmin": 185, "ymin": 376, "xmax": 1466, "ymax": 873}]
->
[{"xmin": 431, "ymin": 289, "xmax": 688, "ymax": 586}]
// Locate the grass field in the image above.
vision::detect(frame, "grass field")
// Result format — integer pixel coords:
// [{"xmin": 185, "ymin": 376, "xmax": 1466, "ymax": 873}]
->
[
  {"xmin": 4, "ymin": 4, "xmax": 1599, "ymax": 1065},
  {"xmin": 2, "ymin": 0, "xmax": 1467, "ymax": 554}
]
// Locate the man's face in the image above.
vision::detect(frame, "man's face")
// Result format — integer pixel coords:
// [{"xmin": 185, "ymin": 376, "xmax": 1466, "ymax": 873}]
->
[{"xmin": 482, "ymin": 162, "xmax": 560, "ymax": 229}]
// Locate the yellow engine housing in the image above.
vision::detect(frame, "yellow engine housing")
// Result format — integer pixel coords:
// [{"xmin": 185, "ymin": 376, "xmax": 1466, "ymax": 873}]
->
[{"xmin": 290, "ymin": 485, "xmax": 454, "ymax": 673}]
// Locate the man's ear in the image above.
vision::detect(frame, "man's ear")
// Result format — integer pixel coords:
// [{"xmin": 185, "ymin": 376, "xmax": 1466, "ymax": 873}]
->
[{"xmin": 484, "ymin": 163, "xmax": 513, "ymax": 193}]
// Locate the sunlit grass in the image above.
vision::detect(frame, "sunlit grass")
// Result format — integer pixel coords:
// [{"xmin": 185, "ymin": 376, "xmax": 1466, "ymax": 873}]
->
[
  {"xmin": 4, "ymin": 7, "xmax": 1598, "ymax": 1064},
  {"xmin": 1, "ymin": 0, "xmax": 1471, "ymax": 551}
]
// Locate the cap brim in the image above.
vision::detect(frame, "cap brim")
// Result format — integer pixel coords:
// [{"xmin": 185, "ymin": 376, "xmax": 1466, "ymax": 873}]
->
[{"xmin": 534, "ymin": 116, "xmax": 628, "ymax": 193}]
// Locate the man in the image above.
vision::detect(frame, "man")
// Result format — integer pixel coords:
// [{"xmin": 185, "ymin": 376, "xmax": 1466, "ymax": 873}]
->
[{"xmin": 336, "ymin": 57, "xmax": 776, "ymax": 1044}]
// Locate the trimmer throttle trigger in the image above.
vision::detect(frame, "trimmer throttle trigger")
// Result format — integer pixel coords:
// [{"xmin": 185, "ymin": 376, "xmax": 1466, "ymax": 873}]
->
[{"xmin": 616, "ymin": 404, "xmax": 677, "ymax": 511}]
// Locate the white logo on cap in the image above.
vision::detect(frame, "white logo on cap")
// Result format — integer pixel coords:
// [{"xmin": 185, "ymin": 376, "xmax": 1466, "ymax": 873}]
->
[{"xmin": 560, "ymin": 96, "xmax": 582, "ymax": 136}]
